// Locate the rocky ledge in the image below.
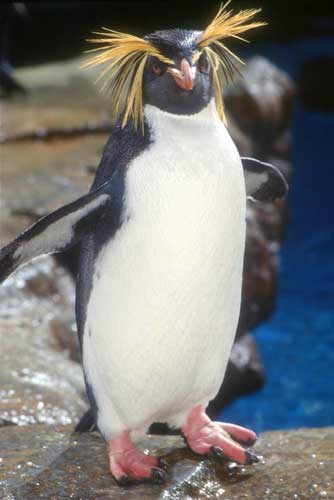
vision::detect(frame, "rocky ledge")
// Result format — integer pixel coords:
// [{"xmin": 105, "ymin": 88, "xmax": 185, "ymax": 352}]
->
[{"xmin": 1, "ymin": 426, "xmax": 333, "ymax": 499}]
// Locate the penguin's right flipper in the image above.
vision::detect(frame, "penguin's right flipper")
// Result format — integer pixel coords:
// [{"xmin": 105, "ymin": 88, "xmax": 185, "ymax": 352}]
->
[{"xmin": 0, "ymin": 180, "xmax": 112, "ymax": 284}]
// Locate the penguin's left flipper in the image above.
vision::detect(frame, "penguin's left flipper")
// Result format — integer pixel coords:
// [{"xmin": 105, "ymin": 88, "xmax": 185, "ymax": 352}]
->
[
  {"xmin": 241, "ymin": 157, "xmax": 288, "ymax": 202},
  {"xmin": 0, "ymin": 180, "xmax": 112, "ymax": 284}
]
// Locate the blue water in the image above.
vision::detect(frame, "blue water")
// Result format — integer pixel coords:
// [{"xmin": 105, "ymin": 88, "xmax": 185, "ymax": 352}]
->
[{"xmin": 219, "ymin": 38, "xmax": 334, "ymax": 432}]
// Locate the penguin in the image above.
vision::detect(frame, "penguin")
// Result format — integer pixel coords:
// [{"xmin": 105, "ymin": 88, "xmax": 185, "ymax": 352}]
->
[{"xmin": 0, "ymin": 4, "xmax": 287, "ymax": 485}]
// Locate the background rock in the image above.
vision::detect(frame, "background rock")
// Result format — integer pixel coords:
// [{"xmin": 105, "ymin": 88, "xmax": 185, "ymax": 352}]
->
[{"xmin": 224, "ymin": 57, "xmax": 294, "ymax": 160}]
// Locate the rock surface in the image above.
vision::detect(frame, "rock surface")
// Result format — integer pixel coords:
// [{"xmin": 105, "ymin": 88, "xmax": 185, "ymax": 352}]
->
[
  {"xmin": 1, "ymin": 426, "xmax": 333, "ymax": 499},
  {"xmin": 0, "ymin": 259, "xmax": 86, "ymax": 427}
]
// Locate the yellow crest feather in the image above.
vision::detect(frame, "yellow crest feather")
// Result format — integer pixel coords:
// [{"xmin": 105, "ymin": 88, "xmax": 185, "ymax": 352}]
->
[
  {"xmin": 199, "ymin": 1, "xmax": 266, "ymax": 48},
  {"xmin": 199, "ymin": 1, "xmax": 266, "ymax": 122},
  {"xmin": 82, "ymin": 29, "xmax": 173, "ymax": 131}
]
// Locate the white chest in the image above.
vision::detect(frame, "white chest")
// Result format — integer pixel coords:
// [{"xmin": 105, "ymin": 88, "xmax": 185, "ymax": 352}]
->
[
  {"xmin": 123, "ymin": 102, "xmax": 245, "ymax": 270},
  {"xmin": 83, "ymin": 102, "xmax": 246, "ymax": 436}
]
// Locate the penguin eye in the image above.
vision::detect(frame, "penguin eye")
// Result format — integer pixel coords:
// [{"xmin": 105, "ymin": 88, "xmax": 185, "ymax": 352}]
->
[
  {"xmin": 152, "ymin": 62, "xmax": 163, "ymax": 76},
  {"xmin": 199, "ymin": 55, "xmax": 209, "ymax": 74}
]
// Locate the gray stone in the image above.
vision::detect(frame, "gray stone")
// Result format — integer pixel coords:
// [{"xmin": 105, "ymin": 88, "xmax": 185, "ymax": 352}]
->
[
  {"xmin": 224, "ymin": 56, "xmax": 295, "ymax": 157},
  {"xmin": 0, "ymin": 58, "xmax": 108, "ymax": 244},
  {"xmin": 0, "ymin": 426, "xmax": 333, "ymax": 499},
  {"xmin": 0, "ymin": 259, "xmax": 86, "ymax": 427}
]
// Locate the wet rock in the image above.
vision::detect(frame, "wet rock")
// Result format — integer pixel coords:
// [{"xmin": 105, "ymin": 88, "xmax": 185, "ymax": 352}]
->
[
  {"xmin": 24, "ymin": 271, "xmax": 59, "ymax": 298},
  {"xmin": 49, "ymin": 316, "xmax": 80, "ymax": 363},
  {"xmin": 0, "ymin": 259, "xmax": 86, "ymax": 427},
  {"xmin": 1, "ymin": 426, "xmax": 333, "ymax": 499}
]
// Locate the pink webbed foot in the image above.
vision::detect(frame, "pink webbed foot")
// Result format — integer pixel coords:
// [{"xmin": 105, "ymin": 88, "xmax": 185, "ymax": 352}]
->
[
  {"xmin": 108, "ymin": 431, "xmax": 166, "ymax": 485},
  {"xmin": 181, "ymin": 405, "xmax": 259, "ymax": 465}
]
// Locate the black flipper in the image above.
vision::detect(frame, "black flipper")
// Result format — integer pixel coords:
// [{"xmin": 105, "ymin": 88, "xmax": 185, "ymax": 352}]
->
[
  {"xmin": 241, "ymin": 157, "xmax": 288, "ymax": 202},
  {"xmin": 0, "ymin": 180, "xmax": 112, "ymax": 284}
]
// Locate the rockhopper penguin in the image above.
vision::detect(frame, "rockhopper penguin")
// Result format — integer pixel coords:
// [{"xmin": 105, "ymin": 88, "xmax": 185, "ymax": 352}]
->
[{"xmin": 0, "ymin": 3, "xmax": 287, "ymax": 485}]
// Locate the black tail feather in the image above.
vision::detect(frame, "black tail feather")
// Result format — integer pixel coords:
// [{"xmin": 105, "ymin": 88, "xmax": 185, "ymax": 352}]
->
[{"xmin": 75, "ymin": 408, "xmax": 97, "ymax": 433}]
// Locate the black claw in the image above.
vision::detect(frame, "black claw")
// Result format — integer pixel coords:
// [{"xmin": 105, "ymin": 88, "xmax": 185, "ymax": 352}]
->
[
  {"xmin": 246, "ymin": 435, "xmax": 258, "ymax": 447},
  {"xmin": 158, "ymin": 457, "xmax": 168, "ymax": 470},
  {"xmin": 245, "ymin": 450, "xmax": 260, "ymax": 465},
  {"xmin": 211, "ymin": 446, "xmax": 223, "ymax": 457},
  {"xmin": 231, "ymin": 435, "xmax": 258, "ymax": 447},
  {"xmin": 115, "ymin": 475, "xmax": 133, "ymax": 486},
  {"xmin": 115, "ymin": 469, "xmax": 165, "ymax": 487},
  {"xmin": 151, "ymin": 467, "xmax": 165, "ymax": 484},
  {"xmin": 210, "ymin": 446, "xmax": 229, "ymax": 462}
]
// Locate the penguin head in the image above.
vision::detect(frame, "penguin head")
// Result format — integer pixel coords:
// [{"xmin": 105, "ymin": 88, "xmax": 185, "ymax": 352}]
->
[
  {"xmin": 83, "ymin": 3, "xmax": 265, "ymax": 131},
  {"xmin": 143, "ymin": 29, "xmax": 213, "ymax": 116}
]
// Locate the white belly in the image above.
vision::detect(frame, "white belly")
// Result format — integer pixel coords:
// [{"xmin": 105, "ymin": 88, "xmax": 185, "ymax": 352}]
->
[{"xmin": 83, "ymin": 102, "xmax": 246, "ymax": 439}]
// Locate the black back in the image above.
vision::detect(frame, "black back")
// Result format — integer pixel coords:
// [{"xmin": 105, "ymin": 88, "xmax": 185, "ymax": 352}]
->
[
  {"xmin": 75, "ymin": 121, "xmax": 151, "ymax": 421},
  {"xmin": 76, "ymin": 121, "xmax": 151, "ymax": 342}
]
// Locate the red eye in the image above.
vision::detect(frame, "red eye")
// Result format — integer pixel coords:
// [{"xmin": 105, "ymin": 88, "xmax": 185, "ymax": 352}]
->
[
  {"xmin": 199, "ymin": 57, "xmax": 209, "ymax": 73},
  {"xmin": 152, "ymin": 63, "xmax": 163, "ymax": 76}
]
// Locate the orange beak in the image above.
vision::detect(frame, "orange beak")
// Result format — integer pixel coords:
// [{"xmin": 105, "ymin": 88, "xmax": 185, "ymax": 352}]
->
[{"xmin": 167, "ymin": 59, "xmax": 196, "ymax": 91}]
